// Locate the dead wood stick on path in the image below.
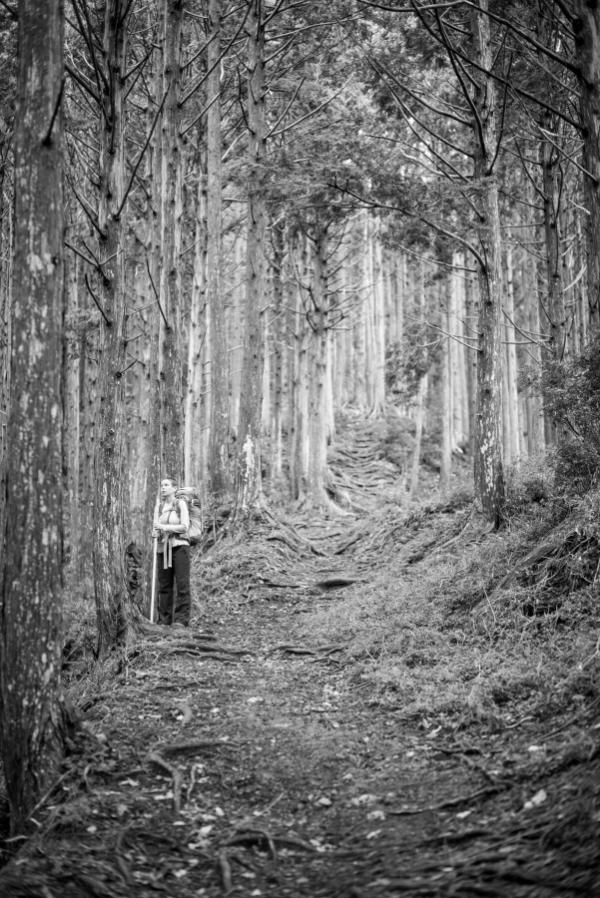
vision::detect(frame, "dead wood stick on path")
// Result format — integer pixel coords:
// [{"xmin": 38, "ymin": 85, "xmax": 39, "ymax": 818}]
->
[
  {"xmin": 390, "ymin": 784, "xmax": 502, "ymax": 816},
  {"xmin": 25, "ymin": 768, "xmax": 71, "ymax": 826},
  {"xmin": 315, "ymin": 576, "xmax": 360, "ymax": 589},
  {"xmin": 257, "ymin": 576, "xmax": 304, "ymax": 588},
  {"xmin": 270, "ymin": 642, "xmax": 347, "ymax": 659},
  {"xmin": 225, "ymin": 828, "xmax": 315, "ymax": 854},
  {"xmin": 270, "ymin": 644, "xmax": 317, "ymax": 656},
  {"xmin": 146, "ymin": 751, "xmax": 183, "ymax": 813},
  {"xmin": 226, "ymin": 827, "xmax": 278, "ymax": 861},
  {"xmin": 165, "ymin": 648, "xmax": 246, "ymax": 663},
  {"xmin": 435, "ymin": 746, "xmax": 497, "ymax": 783},
  {"xmin": 158, "ymin": 740, "xmax": 238, "ymax": 758},
  {"xmin": 217, "ymin": 849, "xmax": 233, "ymax": 894},
  {"xmin": 161, "ymin": 640, "xmax": 252, "ymax": 656}
]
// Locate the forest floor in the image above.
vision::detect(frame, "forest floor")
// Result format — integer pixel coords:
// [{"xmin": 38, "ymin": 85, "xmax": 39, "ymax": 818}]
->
[{"xmin": 2, "ymin": 412, "xmax": 600, "ymax": 897}]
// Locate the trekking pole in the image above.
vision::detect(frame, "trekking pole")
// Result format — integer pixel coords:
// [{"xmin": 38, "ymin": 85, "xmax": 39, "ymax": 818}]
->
[
  {"xmin": 149, "ymin": 495, "xmax": 160, "ymax": 622},
  {"xmin": 150, "ymin": 535, "xmax": 158, "ymax": 622}
]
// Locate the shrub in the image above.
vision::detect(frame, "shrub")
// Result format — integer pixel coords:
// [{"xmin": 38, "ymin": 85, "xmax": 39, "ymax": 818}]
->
[{"xmin": 538, "ymin": 336, "xmax": 600, "ymax": 492}]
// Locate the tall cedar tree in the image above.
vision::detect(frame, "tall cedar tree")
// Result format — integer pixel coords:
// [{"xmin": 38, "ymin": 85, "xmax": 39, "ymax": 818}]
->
[{"xmin": 0, "ymin": 0, "xmax": 66, "ymax": 832}]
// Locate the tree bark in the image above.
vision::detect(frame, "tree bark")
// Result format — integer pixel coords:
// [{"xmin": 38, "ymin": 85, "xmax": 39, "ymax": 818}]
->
[
  {"xmin": 540, "ymin": 114, "xmax": 567, "ymax": 360},
  {"xmin": 574, "ymin": 2, "xmax": 600, "ymax": 330},
  {"xmin": 470, "ymin": 0, "xmax": 506, "ymax": 526},
  {"xmin": 235, "ymin": 0, "xmax": 267, "ymax": 515},
  {"xmin": 185, "ymin": 157, "xmax": 208, "ymax": 487},
  {"xmin": 92, "ymin": 0, "xmax": 130, "ymax": 652},
  {"xmin": 206, "ymin": 0, "xmax": 230, "ymax": 500},
  {"xmin": 307, "ymin": 226, "xmax": 332, "ymax": 505},
  {"xmin": 0, "ymin": 0, "xmax": 65, "ymax": 832},
  {"xmin": 159, "ymin": 0, "xmax": 185, "ymax": 481},
  {"xmin": 503, "ymin": 243, "xmax": 521, "ymax": 464}
]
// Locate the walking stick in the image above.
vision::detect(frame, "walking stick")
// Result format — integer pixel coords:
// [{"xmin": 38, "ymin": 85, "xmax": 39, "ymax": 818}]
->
[
  {"xmin": 150, "ymin": 536, "xmax": 158, "ymax": 622},
  {"xmin": 149, "ymin": 495, "xmax": 160, "ymax": 622}
]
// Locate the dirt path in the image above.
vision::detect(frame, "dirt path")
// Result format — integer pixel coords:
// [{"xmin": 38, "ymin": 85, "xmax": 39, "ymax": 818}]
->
[
  {"xmin": 4, "ymin": 504, "xmax": 598, "ymax": 898},
  {"xmin": 27, "ymin": 582, "xmax": 490, "ymax": 898},
  {"xmin": 1, "ymin": 413, "xmax": 599, "ymax": 896}
]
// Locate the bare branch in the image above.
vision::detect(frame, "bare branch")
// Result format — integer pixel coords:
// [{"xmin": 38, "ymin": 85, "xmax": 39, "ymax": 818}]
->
[
  {"xmin": 65, "ymin": 62, "xmax": 100, "ymax": 105},
  {"xmin": 115, "ymin": 89, "xmax": 168, "ymax": 220},
  {"xmin": 85, "ymin": 273, "xmax": 112, "ymax": 327},
  {"xmin": 146, "ymin": 259, "xmax": 169, "ymax": 330}
]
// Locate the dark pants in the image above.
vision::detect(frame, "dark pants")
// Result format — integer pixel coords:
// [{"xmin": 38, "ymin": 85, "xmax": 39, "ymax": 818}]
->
[{"xmin": 157, "ymin": 545, "xmax": 191, "ymax": 625}]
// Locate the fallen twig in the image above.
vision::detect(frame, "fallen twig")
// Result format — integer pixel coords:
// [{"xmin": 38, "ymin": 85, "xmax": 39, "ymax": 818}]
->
[
  {"xmin": 226, "ymin": 827, "xmax": 278, "ymax": 862},
  {"xmin": 217, "ymin": 848, "xmax": 233, "ymax": 893},
  {"xmin": 157, "ymin": 740, "xmax": 238, "ymax": 758},
  {"xmin": 390, "ymin": 784, "xmax": 502, "ymax": 816},
  {"xmin": 146, "ymin": 751, "xmax": 183, "ymax": 813}
]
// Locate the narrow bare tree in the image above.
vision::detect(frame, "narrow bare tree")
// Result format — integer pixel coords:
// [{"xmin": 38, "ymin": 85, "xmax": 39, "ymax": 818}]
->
[
  {"xmin": 0, "ymin": 0, "xmax": 66, "ymax": 832},
  {"xmin": 235, "ymin": 0, "xmax": 267, "ymax": 514},
  {"xmin": 470, "ymin": 0, "xmax": 506, "ymax": 525},
  {"xmin": 206, "ymin": 0, "xmax": 231, "ymax": 500}
]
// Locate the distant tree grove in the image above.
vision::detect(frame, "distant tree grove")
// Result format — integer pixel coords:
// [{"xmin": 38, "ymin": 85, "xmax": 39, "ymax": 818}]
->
[{"xmin": 1, "ymin": 0, "xmax": 599, "ymax": 830}]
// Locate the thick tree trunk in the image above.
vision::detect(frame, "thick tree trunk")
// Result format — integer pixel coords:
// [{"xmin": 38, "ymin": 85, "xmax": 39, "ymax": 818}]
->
[
  {"xmin": 470, "ymin": 1, "xmax": 505, "ymax": 526},
  {"xmin": 574, "ymin": 2, "xmax": 600, "ymax": 330},
  {"xmin": 0, "ymin": 151, "xmax": 10, "ymax": 482},
  {"xmin": 0, "ymin": 0, "xmax": 65, "ymax": 832},
  {"xmin": 92, "ymin": 0, "xmax": 130, "ymax": 652},
  {"xmin": 159, "ymin": 0, "xmax": 185, "ymax": 480}
]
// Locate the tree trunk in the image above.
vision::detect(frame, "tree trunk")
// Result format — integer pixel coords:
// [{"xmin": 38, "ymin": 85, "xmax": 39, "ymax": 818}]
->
[
  {"xmin": 540, "ymin": 115, "xmax": 567, "ymax": 359},
  {"xmin": 0, "ymin": 144, "xmax": 10, "ymax": 482},
  {"xmin": 307, "ymin": 226, "xmax": 332, "ymax": 506},
  {"xmin": 206, "ymin": 0, "xmax": 230, "ymax": 500},
  {"xmin": 470, "ymin": 0, "xmax": 505, "ymax": 526},
  {"xmin": 0, "ymin": 0, "xmax": 65, "ymax": 832},
  {"xmin": 185, "ymin": 158, "xmax": 207, "ymax": 487},
  {"xmin": 270, "ymin": 223, "xmax": 286, "ymax": 485},
  {"xmin": 409, "ymin": 374, "xmax": 428, "ymax": 499},
  {"xmin": 235, "ymin": 0, "xmax": 267, "ymax": 515},
  {"xmin": 440, "ymin": 278, "xmax": 452, "ymax": 492},
  {"xmin": 159, "ymin": 0, "xmax": 185, "ymax": 481},
  {"xmin": 574, "ymin": 2, "xmax": 600, "ymax": 330},
  {"xmin": 504, "ymin": 243, "xmax": 521, "ymax": 463},
  {"xmin": 92, "ymin": 0, "xmax": 130, "ymax": 652}
]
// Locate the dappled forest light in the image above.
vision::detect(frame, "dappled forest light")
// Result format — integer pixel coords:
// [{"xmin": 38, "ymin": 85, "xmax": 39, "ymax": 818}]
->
[{"xmin": 1, "ymin": 1, "xmax": 600, "ymax": 894}]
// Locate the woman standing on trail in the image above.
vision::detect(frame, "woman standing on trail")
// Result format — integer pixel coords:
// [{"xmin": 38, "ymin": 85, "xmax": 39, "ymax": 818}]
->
[{"xmin": 153, "ymin": 477, "xmax": 191, "ymax": 627}]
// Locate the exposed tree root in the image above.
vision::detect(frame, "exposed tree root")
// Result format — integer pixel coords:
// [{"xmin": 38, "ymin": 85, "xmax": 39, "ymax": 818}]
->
[
  {"xmin": 155, "ymin": 739, "xmax": 238, "ymax": 758},
  {"xmin": 146, "ymin": 752, "xmax": 183, "ymax": 814}
]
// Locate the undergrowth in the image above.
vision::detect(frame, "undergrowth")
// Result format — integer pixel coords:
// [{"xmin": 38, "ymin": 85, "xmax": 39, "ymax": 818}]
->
[{"xmin": 297, "ymin": 481, "xmax": 600, "ymax": 730}]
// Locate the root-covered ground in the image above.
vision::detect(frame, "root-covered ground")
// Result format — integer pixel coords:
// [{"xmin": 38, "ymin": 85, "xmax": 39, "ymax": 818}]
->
[{"xmin": 2, "ymin": 416, "xmax": 600, "ymax": 897}]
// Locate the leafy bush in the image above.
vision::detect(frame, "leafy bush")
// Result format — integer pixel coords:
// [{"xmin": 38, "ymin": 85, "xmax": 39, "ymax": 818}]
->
[
  {"xmin": 538, "ymin": 336, "xmax": 600, "ymax": 492},
  {"xmin": 385, "ymin": 322, "xmax": 441, "ymax": 402}
]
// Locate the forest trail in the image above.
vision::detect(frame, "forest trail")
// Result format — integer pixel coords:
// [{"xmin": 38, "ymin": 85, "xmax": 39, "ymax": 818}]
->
[
  {"xmin": 1, "ymin": 550, "xmax": 498, "ymax": 898},
  {"xmin": 1, "ymin": 418, "xmax": 599, "ymax": 897}
]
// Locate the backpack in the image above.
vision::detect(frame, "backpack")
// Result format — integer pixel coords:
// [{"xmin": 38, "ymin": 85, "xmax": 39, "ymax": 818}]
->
[{"xmin": 175, "ymin": 487, "xmax": 203, "ymax": 546}]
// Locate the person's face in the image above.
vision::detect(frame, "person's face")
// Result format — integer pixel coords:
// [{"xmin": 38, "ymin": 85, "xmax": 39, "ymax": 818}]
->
[{"xmin": 160, "ymin": 479, "xmax": 176, "ymax": 500}]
